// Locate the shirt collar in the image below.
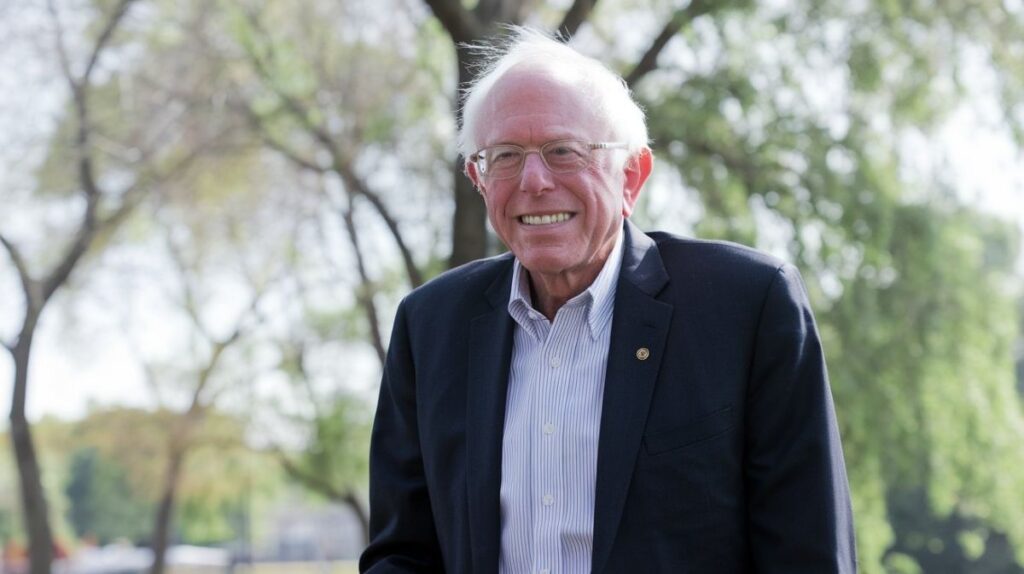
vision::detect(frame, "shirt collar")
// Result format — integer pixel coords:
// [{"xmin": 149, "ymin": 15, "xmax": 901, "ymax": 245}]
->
[{"xmin": 507, "ymin": 226, "xmax": 624, "ymax": 340}]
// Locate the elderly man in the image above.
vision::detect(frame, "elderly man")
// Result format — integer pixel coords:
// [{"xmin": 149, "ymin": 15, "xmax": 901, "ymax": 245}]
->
[{"xmin": 360, "ymin": 28, "xmax": 856, "ymax": 574}]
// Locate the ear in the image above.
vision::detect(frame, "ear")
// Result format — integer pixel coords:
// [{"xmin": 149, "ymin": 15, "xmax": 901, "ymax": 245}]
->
[
  {"xmin": 465, "ymin": 160, "xmax": 486, "ymax": 195},
  {"xmin": 621, "ymin": 147, "xmax": 653, "ymax": 217}
]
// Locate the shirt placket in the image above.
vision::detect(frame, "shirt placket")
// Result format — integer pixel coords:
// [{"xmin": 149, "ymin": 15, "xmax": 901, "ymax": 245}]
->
[
  {"xmin": 531, "ymin": 303, "xmax": 587, "ymax": 574},
  {"xmin": 526, "ymin": 313, "xmax": 555, "ymax": 574}
]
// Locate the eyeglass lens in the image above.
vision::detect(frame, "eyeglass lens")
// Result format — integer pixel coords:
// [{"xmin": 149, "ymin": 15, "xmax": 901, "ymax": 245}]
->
[{"xmin": 481, "ymin": 140, "xmax": 589, "ymax": 178}]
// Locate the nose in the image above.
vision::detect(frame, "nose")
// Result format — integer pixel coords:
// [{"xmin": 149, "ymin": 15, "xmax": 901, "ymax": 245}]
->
[{"xmin": 518, "ymin": 151, "xmax": 554, "ymax": 194}]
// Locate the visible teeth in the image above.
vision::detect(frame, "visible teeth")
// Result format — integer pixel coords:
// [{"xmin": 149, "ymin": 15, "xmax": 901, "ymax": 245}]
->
[{"xmin": 521, "ymin": 213, "xmax": 571, "ymax": 225}]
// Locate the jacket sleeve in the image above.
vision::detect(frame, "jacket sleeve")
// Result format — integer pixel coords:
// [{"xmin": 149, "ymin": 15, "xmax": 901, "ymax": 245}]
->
[
  {"xmin": 744, "ymin": 264, "xmax": 857, "ymax": 573},
  {"xmin": 359, "ymin": 300, "xmax": 445, "ymax": 573}
]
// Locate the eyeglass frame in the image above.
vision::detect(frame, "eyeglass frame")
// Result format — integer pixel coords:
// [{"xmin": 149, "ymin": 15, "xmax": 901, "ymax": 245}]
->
[{"xmin": 467, "ymin": 139, "xmax": 630, "ymax": 181}]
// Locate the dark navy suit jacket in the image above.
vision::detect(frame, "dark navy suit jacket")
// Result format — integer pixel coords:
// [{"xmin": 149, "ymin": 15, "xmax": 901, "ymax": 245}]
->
[{"xmin": 360, "ymin": 222, "xmax": 856, "ymax": 573}]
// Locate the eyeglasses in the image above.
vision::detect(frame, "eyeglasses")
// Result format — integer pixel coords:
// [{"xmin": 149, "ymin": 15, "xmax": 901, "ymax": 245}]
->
[{"xmin": 469, "ymin": 139, "xmax": 628, "ymax": 180}]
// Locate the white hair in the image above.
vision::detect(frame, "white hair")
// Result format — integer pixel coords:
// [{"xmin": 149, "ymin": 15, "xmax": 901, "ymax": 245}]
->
[{"xmin": 457, "ymin": 26, "xmax": 649, "ymax": 159}]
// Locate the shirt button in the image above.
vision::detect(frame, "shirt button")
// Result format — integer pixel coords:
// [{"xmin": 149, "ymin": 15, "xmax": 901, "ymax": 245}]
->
[
  {"xmin": 542, "ymin": 494, "xmax": 554, "ymax": 506},
  {"xmin": 543, "ymin": 423, "xmax": 555, "ymax": 435},
  {"xmin": 549, "ymin": 354, "xmax": 561, "ymax": 368}
]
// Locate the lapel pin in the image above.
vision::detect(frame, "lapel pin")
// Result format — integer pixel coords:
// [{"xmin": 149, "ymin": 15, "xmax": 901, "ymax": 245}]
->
[{"xmin": 636, "ymin": 347, "xmax": 650, "ymax": 361}]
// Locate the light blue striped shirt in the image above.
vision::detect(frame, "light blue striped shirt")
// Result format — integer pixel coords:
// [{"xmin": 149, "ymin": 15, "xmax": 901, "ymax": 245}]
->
[{"xmin": 499, "ymin": 231, "xmax": 624, "ymax": 574}]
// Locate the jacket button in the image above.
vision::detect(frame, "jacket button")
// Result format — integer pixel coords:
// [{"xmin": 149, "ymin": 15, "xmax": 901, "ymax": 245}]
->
[{"xmin": 636, "ymin": 347, "xmax": 650, "ymax": 360}]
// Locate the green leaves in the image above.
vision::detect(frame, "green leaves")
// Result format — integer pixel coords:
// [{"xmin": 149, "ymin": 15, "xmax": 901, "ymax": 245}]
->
[{"xmin": 65, "ymin": 448, "xmax": 152, "ymax": 544}]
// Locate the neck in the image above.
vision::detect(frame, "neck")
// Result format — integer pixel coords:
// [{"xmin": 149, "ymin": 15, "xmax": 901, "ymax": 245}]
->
[
  {"xmin": 527, "ymin": 265, "xmax": 601, "ymax": 321},
  {"xmin": 522, "ymin": 228, "xmax": 624, "ymax": 321}
]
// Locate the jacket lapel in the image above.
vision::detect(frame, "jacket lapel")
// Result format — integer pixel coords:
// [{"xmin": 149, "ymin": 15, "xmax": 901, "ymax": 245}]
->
[
  {"xmin": 466, "ymin": 260, "xmax": 515, "ymax": 574},
  {"xmin": 591, "ymin": 222, "xmax": 673, "ymax": 574}
]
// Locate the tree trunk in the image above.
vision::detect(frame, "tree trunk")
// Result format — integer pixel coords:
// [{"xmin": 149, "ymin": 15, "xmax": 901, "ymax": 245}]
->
[
  {"xmin": 448, "ymin": 49, "xmax": 490, "ymax": 269},
  {"xmin": 149, "ymin": 447, "xmax": 185, "ymax": 574},
  {"xmin": 8, "ymin": 316, "xmax": 55, "ymax": 574}
]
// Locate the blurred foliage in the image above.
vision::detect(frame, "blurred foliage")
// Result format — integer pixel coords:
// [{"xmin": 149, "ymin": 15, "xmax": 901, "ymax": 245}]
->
[
  {"xmin": 72, "ymin": 406, "xmax": 254, "ymax": 540},
  {"xmin": 287, "ymin": 395, "xmax": 373, "ymax": 496},
  {"xmin": 65, "ymin": 448, "xmax": 152, "ymax": 544},
  {"xmin": 0, "ymin": 506, "xmax": 14, "ymax": 546},
  {"xmin": 0, "ymin": 407, "xmax": 287, "ymax": 549},
  {"xmin": 887, "ymin": 487, "xmax": 1024, "ymax": 572}
]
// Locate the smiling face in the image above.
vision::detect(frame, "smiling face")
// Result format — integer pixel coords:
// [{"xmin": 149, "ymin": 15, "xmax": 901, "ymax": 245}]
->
[{"xmin": 467, "ymin": 64, "xmax": 651, "ymax": 308}]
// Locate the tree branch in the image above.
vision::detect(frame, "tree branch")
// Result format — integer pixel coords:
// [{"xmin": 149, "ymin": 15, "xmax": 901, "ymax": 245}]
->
[
  {"xmin": 125, "ymin": 329, "xmax": 169, "ymax": 409},
  {"xmin": 274, "ymin": 447, "xmax": 345, "ymax": 500},
  {"xmin": 39, "ymin": 0, "xmax": 138, "ymax": 304},
  {"xmin": 557, "ymin": 0, "xmax": 599, "ymax": 38},
  {"xmin": 165, "ymin": 231, "xmax": 212, "ymax": 342},
  {"xmin": 266, "ymin": 136, "xmax": 326, "ymax": 173},
  {"xmin": 288, "ymin": 338, "xmax": 325, "ymax": 421},
  {"xmin": 0, "ymin": 233, "xmax": 35, "ymax": 300},
  {"xmin": 81, "ymin": 0, "xmax": 137, "ymax": 84},
  {"xmin": 0, "ymin": 235, "xmax": 26, "ymax": 350},
  {"xmin": 100, "ymin": 125, "xmax": 218, "ymax": 234},
  {"xmin": 273, "ymin": 445, "xmax": 368, "ymax": 544},
  {"xmin": 45, "ymin": 0, "xmax": 75, "ymax": 93},
  {"xmin": 188, "ymin": 290, "xmax": 262, "ymax": 416},
  {"xmin": 40, "ymin": 193, "xmax": 100, "ymax": 303},
  {"xmin": 237, "ymin": 18, "xmax": 424, "ymax": 288},
  {"xmin": 423, "ymin": 0, "xmax": 483, "ymax": 43},
  {"xmin": 237, "ymin": 102, "xmax": 326, "ymax": 173},
  {"xmin": 257, "ymin": 98, "xmax": 424, "ymax": 289},
  {"xmin": 48, "ymin": 0, "xmax": 100, "ymax": 209},
  {"xmin": 335, "ymin": 162, "xmax": 424, "ymax": 288},
  {"xmin": 50, "ymin": 0, "xmax": 137, "ymax": 202},
  {"xmin": 625, "ymin": 0, "xmax": 716, "ymax": 88},
  {"xmin": 237, "ymin": 10, "xmax": 343, "ymax": 156},
  {"xmin": 337, "ymin": 193, "xmax": 387, "ymax": 366}
]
